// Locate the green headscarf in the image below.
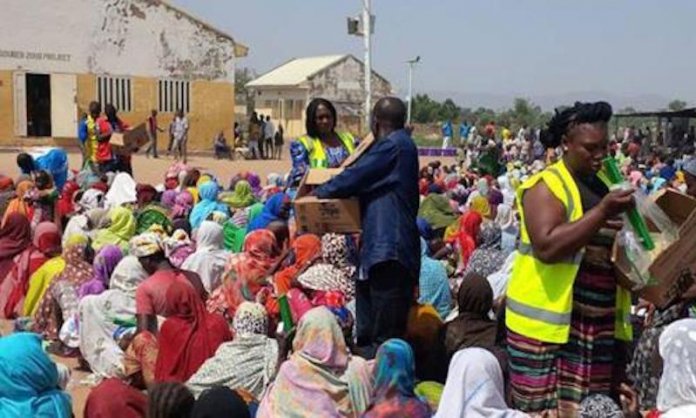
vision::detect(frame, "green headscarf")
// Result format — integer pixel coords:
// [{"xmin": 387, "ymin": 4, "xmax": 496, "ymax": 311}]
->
[
  {"xmin": 221, "ymin": 180, "xmax": 256, "ymax": 209},
  {"xmin": 418, "ymin": 194, "xmax": 458, "ymax": 230}
]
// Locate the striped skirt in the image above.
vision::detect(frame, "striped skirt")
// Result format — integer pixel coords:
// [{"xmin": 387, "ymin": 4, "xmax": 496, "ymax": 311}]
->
[{"xmin": 507, "ymin": 265, "xmax": 617, "ymax": 418}]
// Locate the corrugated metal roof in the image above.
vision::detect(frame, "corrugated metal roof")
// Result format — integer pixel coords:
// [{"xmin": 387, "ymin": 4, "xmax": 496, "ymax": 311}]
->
[{"xmin": 247, "ymin": 55, "xmax": 348, "ymax": 88}]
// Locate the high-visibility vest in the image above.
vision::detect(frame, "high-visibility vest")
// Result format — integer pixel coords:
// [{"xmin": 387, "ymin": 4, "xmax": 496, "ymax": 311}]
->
[
  {"xmin": 506, "ymin": 160, "xmax": 585, "ymax": 344},
  {"xmin": 298, "ymin": 132, "xmax": 355, "ymax": 168},
  {"xmin": 506, "ymin": 160, "xmax": 633, "ymax": 344}
]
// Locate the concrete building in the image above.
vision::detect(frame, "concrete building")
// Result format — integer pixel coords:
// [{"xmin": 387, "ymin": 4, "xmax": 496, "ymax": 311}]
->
[
  {"xmin": 247, "ymin": 54, "xmax": 392, "ymax": 138},
  {"xmin": 0, "ymin": 0, "xmax": 247, "ymax": 150}
]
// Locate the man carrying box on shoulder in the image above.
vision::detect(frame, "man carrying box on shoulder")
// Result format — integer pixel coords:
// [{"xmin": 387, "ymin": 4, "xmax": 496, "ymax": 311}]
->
[{"xmin": 315, "ymin": 97, "xmax": 420, "ymax": 359}]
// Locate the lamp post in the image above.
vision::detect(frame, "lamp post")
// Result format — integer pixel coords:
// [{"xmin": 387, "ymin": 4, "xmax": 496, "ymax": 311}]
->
[
  {"xmin": 362, "ymin": 0, "xmax": 372, "ymax": 133},
  {"xmin": 406, "ymin": 55, "xmax": 420, "ymax": 125}
]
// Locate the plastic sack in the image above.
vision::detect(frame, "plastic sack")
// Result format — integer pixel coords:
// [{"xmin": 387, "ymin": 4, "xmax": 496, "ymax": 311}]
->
[{"xmin": 615, "ymin": 184, "xmax": 679, "ymax": 289}]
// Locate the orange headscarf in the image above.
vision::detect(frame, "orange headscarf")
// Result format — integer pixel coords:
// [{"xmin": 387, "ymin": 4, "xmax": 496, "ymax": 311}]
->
[
  {"xmin": 273, "ymin": 234, "xmax": 322, "ymax": 295},
  {"xmin": 451, "ymin": 211, "xmax": 483, "ymax": 268},
  {"xmin": 1, "ymin": 180, "xmax": 33, "ymax": 227}
]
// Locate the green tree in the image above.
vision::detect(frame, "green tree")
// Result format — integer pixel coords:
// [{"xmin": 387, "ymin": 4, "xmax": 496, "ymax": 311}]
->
[
  {"xmin": 235, "ymin": 68, "xmax": 257, "ymax": 112},
  {"xmin": 412, "ymin": 94, "xmax": 440, "ymax": 124},
  {"xmin": 668, "ymin": 100, "xmax": 688, "ymax": 111},
  {"xmin": 438, "ymin": 98, "xmax": 461, "ymax": 122}
]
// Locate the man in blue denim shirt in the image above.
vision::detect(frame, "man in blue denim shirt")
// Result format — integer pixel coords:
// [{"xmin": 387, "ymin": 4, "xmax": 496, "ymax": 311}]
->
[{"xmin": 315, "ymin": 97, "xmax": 420, "ymax": 358}]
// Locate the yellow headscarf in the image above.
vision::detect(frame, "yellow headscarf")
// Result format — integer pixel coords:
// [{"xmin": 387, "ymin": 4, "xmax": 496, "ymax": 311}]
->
[
  {"xmin": 470, "ymin": 195, "xmax": 491, "ymax": 219},
  {"xmin": 93, "ymin": 206, "xmax": 136, "ymax": 253}
]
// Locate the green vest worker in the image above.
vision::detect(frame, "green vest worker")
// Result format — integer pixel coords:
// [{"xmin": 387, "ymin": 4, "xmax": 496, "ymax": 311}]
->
[
  {"xmin": 505, "ymin": 101, "xmax": 635, "ymax": 417},
  {"xmin": 289, "ymin": 98, "xmax": 356, "ymax": 185}
]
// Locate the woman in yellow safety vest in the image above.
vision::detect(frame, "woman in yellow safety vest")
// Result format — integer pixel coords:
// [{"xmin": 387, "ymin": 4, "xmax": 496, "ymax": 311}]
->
[
  {"xmin": 505, "ymin": 101, "xmax": 635, "ymax": 417},
  {"xmin": 288, "ymin": 98, "xmax": 356, "ymax": 185}
]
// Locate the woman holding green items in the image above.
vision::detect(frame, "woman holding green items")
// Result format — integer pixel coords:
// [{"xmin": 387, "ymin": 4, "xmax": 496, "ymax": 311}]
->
[{"xmin": 505, "ymin": 101, "xmax": 636, "ymax": 417}]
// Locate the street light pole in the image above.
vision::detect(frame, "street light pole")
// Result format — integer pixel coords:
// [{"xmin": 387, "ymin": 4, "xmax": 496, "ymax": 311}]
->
[
  {"xmin": 406, "ymin": 56, "xmax": 420, "ymax": 125},
  {"xmin": 363, "ymin": 0, "xmax": 372, "ymax": 133}
]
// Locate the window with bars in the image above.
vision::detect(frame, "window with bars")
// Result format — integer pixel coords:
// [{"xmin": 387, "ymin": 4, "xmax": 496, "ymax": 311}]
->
[
  {"xmin": 158, "ymin": 79, "xmax": 191, "ymax": 113},
  {"xmin": 97, "ymin": 76, "xmax": 132, "ymax": 112}
]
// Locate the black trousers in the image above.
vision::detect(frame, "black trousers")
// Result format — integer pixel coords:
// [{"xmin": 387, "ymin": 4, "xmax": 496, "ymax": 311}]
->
[{"xmin": 356, "ymin": 260, "xmax": 415, "ymax": 359}]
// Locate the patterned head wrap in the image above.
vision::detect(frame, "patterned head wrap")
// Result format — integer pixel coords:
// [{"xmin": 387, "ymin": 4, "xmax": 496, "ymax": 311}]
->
[{"xmin": 129, "ymin": 232, "xmax": 164, "ymax": 258}]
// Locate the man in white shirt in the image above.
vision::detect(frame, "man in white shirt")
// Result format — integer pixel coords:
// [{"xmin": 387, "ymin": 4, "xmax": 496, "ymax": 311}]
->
[
  {"xmin": 263, "ymin": 115, "xmax": 275, "ymax": 160},
  {"xmin": 172, "ymin": 109, "xmax": 189, "ymax": 163}
]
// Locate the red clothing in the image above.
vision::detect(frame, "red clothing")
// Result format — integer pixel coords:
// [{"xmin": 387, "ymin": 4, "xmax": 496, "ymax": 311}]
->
[
  {"xmin": 451, "ymin": 211, "xmax": 482, "ymax": 267},
  {"xmin": 135, "ymin": 270, "xmax": 192, "ymax": 316},
  {"xmin": 84, "ymin": 378, "xmax": 147, "ymax": 418},
  {"xmin": 154, "ymin": 281, "xmax": 231, "ymax": 383},
  {"xmin": 95, "ymin": 117, "xmax": 113, "ymax": 163}
]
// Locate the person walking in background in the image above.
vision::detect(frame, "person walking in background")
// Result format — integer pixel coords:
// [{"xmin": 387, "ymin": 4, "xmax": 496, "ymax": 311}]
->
[
  {"xmin": 248, "ymin": 113, "xmax": 261, "ymax": 160},
  {"xmin": 77, "ymin": 101, "xmax": 111, "ymax": 173},
  {"xmin": 264, "ymin": 115, "xmax": 275, "ymax": 160},
  {"xmin": 441, "ymin": 120, "xmax": 453, "ymax": 150},
  {"xmin": 316, "ymin": 97, "xmax": 420, "ymax": 359},
  {"xmin": 258, "ymin": 114, "xmax": 267, "ymax": 159},
  {"xmin": 459, "ymin": 121, "xmax": 470, "ymax": 147},
  {"xmin": 146, "ymin": 109, "xmax": 164, "ymax": 159},
  {"xmin": 233, "ymin": 122, "xmax": 242, "ymax": 150},
  {"xmin": 274, "ymin": 124, "xmax": 284, "ymax": 160},
  {"xmin": 172, "ymin": 109, "xmax": 189, "ymax": 164}
]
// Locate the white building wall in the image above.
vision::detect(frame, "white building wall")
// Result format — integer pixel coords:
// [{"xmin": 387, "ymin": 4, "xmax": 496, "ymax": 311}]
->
[{"xmin": 0, "ymin": 0, "xmax": 237, "ymax": 82}]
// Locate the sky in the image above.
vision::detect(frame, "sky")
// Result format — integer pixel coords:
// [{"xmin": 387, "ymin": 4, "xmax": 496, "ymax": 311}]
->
[{"xmin": 171, "ymin": 0, "xmax": 696, "ymax": 110}]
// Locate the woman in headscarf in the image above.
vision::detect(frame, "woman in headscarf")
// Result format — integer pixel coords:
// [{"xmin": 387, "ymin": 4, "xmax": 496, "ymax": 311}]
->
[
  {"xmin": 135, "ymin": 184, "xmax": 158, "ymax": 209},
  {"xmin": 0, "ymin": 175, "xmax": 15, "ymax": 220},
  {"xmin": 104, "ymin": 172, "xmax": 137, "ymax": 208},
  {"xmin": 246, "ymin": 192, "xmax": 290, "ymax": 232},
  {"xmin": 443, "ymin": 273, "xmax": 497, "ymax": 358},
  {"xmin": 56, "ymin": 180, "xmax": 80, "ymax": 221},
  {"xmin": 191, "ymin": 387, "xmax": 252, "ymax": 418},
  {"xmin": 62, "ymin": 207, "xmax": 108, "ymax": 247},
  {"xmin": 182, "ymin": 221, "xmax": 229, "ymax": 293},
  {"xmin": 33, "ymin": 239, "xmax": 94, "ymax": 346},
  {"xmin": 23, "ymin": 237, "xmax": 70, "ymax": 318},
  {"xmin": 76, "ymin": 188, "xmax": 105, "ymax": 212},
  {"xmin": 84, "ymin": 378, "xmax": 148, "ymax": 418},
  {"xmin": 257, "ymin": 306, "xmax": 372, "ymax": 418},
  {"xmin": 436, "ymin": 347, "xmax": 528, "ymax": 418},
  {"xmin": 418, "ymin": 190, "xmax": 459, "ymax": 235},
  {"xmin": 1, "ymin": 221, "xmax": 62, "ymax": 319},
  {"xmin": 246, "ymin": 172, "xmax": 262, "ymax": 196},
  {"xmin": 273, "ymin": 234, "xmax": 322, "ymax": 295},
  {"xmin": 1, "ymin": 179, "xmax": 33, "ymax": 227},
  {"xmin": 655, "ymin": 318, "xmax": 696, "ymax": 417},
  {"xmin": 79, "ymin": 255, "xmax": 149, "ymax": 379},
  {"xmin": 222, "ymin": 201, "xmax": 264, "ymax": 254},
  {"xmin": 190, "ymin": 181, "xmax": 228, "ymax": 230},
  {"xmin": 187, "ymin": 301, "xmax": 279, "ymax": 399},
  {"xmin": 464, "ymin": 222, "xmax": 507, "ymax": 279},
  {"xmin": 161, "ymin": 189, "xmax": 178, "ymax": 211},
  {"xmin": 207, "ymin": 230, "xmax": 279, "ymax": 320},
  {"xmin": 135, "ymin": 202, "xmax": 172, "ymax": 236},
  {"xmin": 93, "ymin": 206, "xmax": 137, "ymax": 253},
  {"xmin": 0, "ymin": 332, "xmax": 72, "ymax": 417},
  {"xmin": 494, "ymin": 202, "xmax": 518, "ymax": 256},
  {"xmin": 155, "ymin": 281, "xmax": 232, "ymax": 383},
  {"xmin": 164, "ymin": 229, "xmax": 196, "ymax": 268},
  {"xmin": 362, "ymin": 339, "xmax": 431, "ymax": 418},
  {"xmin": 171, "ymin": 190, "xmax": 194, "ymax": 220},
  {"xmin": 221, "ymin": 180, "xmax": 256, "ymax": 209},
  {"xmin": 78, "ymin": 245, "xmax": 124, "ymax": 299},
  {"xmin": 417, "ymin": 238, "xmax": 452, "ymax": 320},
  {"xmin": 0, "ymin": 213, "xmax": 33, "ymax": 294},
  {"xmin": 447, "ymin": 211, "xmax": 483, "ymax": 270}
]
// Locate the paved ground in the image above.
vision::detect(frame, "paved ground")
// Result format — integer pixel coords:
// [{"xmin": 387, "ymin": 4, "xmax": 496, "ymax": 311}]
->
[{"xmin": 0, "ymin": 148, "xmax": 454, "ymax": 417}]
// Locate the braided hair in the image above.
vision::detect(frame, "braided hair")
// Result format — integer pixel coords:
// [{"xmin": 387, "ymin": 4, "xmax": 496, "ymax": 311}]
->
[
  {"xmin": 541, "ymin": 101, "xmax": 613, "ymax": 149},
  {"xmin": 147, "ymin": 382, "xmax": 195, "ymax": 418}
]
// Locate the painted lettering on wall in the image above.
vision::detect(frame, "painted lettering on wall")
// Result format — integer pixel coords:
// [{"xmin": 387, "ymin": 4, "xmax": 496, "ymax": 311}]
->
[{"xmin": 0, "ymin": 49, "xmax": 71, "ymax": 62}]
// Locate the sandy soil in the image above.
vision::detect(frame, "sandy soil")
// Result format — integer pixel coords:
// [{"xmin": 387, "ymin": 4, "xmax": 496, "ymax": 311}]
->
[{"xmin": 0, "ymin": 148, "xmax": 454, "ymax": 417}]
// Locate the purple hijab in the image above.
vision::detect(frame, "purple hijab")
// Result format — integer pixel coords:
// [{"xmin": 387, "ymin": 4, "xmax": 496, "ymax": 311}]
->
[
  {"xmin": 78, "ymin": 245, "xmax": 124, "ymax": 299},
  {"xmin": 161, "ymin": 190, "xmax": 178, "ymax": 210}
]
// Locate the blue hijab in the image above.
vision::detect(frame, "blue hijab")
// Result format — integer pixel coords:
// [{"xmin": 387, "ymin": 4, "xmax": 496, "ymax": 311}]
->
[
  {"xmin": 418, "ymin": 238, "xmax": 452, "ymax": 319},
  {"xmin": 189, "ymin": 181, "xmax": 228, "ymax": 229},
  {"xmin": 0, "ymin": 333, "xmax": 72, "ymax": 417},
  {"xmin": 247, "ymin": 192, "xmax": 289, "ymax": 232}
]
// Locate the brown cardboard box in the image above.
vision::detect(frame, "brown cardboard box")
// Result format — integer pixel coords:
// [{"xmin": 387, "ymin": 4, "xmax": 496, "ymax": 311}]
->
[
  {"xmin": 613, "ymin": 189, "xmax": 696, "ymax": 307},
  {"xmin": 293, "ymin": 134, "xmax": 377, "ymax": 234},
  {"xmin": 110, "ymin": 123, "xmax": 149, "ymax": 154},
  {"xmin": 294, "ymin": 169, "xmax": 361, "ymax": 234}
]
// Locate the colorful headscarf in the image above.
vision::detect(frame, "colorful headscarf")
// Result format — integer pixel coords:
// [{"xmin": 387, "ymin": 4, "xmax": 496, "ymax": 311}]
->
[
  {"xmin": 93, "ymin": 206, "xmax": 137, "ymax": 253},
  {"xmin": 78, "ymin": 245, "xmax": 124, "ymax": 299},
  {"xmin": 246, "ymin": 192, "xmax": 289, "ymax": 232},
  {"xmin": 129, "ymin": 232, "xmax": 164, "ymax": 258},
  {"xmin": 136, "ymin": 184, "xmax": 158, "ymax": 208},
  {"xmin": 161, "ymin": 190, "xmax": 178, "ymax": 209},
  {"xmin": 189, "ymin": 182, "xmax": 228, "ymax": 230},
  {"xmin": 221, "ymin": 180, "xmax": 256, "ymax": 209},
  {"xmin": 164, "ymin": 229, "xmax": 196, "ymax": 268},
  {"xmin": 1, "ymin": 180, "xmax": 33, "ymax": 227},
  {"xmin": 449, "ymin": 211, "xmax": 483, "ymax": 268},
  {"xmin": 363, "ymin": 339, "xmax": 431, "ymax": 418},
  {"xmin": 233, "ymin": 301, "xmax": 269, "ymax": 336},
  {"xmin": 171, "ymin": 190, "xmax": 194, "ymax": 219},
  {"xmin": 273, "ymin": 234, "xmax": 322, "ymax": 295}
]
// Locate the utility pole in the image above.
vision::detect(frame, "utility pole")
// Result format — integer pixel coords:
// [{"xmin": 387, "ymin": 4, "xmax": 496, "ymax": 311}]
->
[
  {"xmin": 406, "ymin": 56, "xmax": 420, "ymax": 125},
  {"xmin": 362, "ymin": 0, "xmax": 372, "ymax": 133}
]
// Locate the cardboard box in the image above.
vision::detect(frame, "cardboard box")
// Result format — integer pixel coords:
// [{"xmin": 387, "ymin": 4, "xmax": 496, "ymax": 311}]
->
[
  {"xmin": 294, "ymin": 169, "xmax": 361, "ymax": 234},
  {"xmin": 110, "ymin": 123, "xmax": 149, "ymax": 153},
  {"xmin": 293, "ymin": 134, "xmax": 377, "ymax": 234},
  {"xmin": 613, "ymin": 189, "xmax": 696, "ymax": 308}
]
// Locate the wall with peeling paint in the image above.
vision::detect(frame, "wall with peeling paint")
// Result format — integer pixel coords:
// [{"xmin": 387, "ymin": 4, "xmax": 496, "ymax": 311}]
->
[{"xmin": 0, "ymin": 0, "xmax": 238, "ymax": 82}]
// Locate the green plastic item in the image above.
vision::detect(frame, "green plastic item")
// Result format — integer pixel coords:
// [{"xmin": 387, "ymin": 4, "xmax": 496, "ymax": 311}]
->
[
  {"xmin": 602, "ymin": 157, "xmax": 655, "ymax": 250},
  {"xmin": 278, "ymin": 294, "xmax": 294, "ymax": 332}
]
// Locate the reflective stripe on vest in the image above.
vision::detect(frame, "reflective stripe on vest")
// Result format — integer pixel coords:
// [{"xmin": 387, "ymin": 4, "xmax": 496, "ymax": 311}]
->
[
  {"xmin": 506, "ymin": 160, "xmax": 583, "ymax": 344},
  {"xmin": 298, "ymin": 132, "xmax": 355, "ymax": 168}
]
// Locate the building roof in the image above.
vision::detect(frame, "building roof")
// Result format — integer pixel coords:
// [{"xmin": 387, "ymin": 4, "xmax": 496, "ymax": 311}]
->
[
  {"xmin": 158, "ymin": 0, "xmax": 248, "ymax": 57},
  {"xmin": 247, "ymin": 55, "xmax": 350, "ymax": 88}
]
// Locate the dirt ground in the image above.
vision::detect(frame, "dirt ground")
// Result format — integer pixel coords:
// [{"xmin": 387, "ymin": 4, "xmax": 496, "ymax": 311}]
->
[{"xmin": 0, "ymin": 148, "xmax": 454, "ymax": 417}]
